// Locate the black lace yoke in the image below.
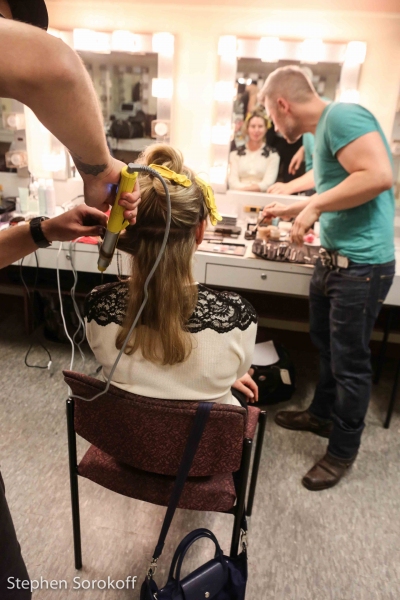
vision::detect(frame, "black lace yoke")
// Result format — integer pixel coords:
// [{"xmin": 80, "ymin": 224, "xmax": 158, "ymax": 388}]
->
[{"xmin": 85, "ymin": 282, "xmax": 257, "ymax": 333}]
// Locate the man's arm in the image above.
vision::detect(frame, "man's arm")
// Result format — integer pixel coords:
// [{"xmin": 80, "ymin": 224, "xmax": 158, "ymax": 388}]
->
[
  {"xmin": 0, "ymin": 206, "xmax": 106, "ymax": 270},
  {"xmin": 313, "ymin": 131, "xmax": 393, "ymax": 213},
  {"xmin": 268, "ymin": 169, "xmax": 315, "ymax": 195},
  {"xmin": 263, "ymin": 197, "xmax": 311, "ymax": 220},
  {"xmin": 0, "ymin": 19, "xmax": 140, "ymax": 221},
  {"xmin": 290, "ymin": 131, "xmax": 393, "ymax": 244}
]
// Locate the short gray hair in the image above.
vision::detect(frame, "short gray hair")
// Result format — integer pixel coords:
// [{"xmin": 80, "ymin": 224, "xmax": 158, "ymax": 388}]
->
[{"xmin": 258, "ymin": 66, "xmax": 317, "ymax": 105}]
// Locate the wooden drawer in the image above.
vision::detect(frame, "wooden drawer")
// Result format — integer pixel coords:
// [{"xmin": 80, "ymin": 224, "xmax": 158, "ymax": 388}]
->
[{"xmin": 205, "ymin": 263, "xmax": 311, "ymax": 296}]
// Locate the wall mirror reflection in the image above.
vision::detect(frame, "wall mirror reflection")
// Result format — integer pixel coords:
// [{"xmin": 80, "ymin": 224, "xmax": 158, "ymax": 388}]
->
[
  {"xmin": 0, "ymin": 99, "xmax": 27, "ymax": 175},
  {"xmin": 229, "ymin": 58, "xmax": 341, "ymax": 193},
  {"xmin": 212, "ymin": 36, "xmax": 365, "ymax": 195},
  {"xmin": 78, "ymin": 50, "xmax": 158, "ymax": 163},
  {"xmin": 0, "ymin": 29, "xmax": 174, "ymax": 182}
]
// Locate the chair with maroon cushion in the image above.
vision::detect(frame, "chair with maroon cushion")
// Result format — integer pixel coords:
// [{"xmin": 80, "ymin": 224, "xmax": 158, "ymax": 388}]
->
[{"xmin": 63, "ymin": 370, "xmax": 266, "ymax": 570}]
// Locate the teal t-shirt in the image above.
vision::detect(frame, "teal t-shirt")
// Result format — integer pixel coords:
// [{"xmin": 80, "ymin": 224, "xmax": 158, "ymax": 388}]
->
[
  {"xmin": 302, "ymin": 132, "xmax": 314, "ymax": 172},
  {"xmin": 313, "ymin": 102, "xmax": 395, "ymax": 264}
]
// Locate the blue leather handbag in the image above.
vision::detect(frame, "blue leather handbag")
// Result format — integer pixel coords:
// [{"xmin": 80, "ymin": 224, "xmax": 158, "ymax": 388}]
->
[{"xmin": 140, "ymin": 403, "xmax": 248, "ymax": 600}]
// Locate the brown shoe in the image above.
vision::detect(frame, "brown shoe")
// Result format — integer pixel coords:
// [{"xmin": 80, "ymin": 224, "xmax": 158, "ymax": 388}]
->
[
  {"xmin": 302, "ymin": 451, "xmax": 357, "ymax": 491},
  {"xmin": 274, "ymin": 409, "xmax": 333, "ymax": 438}
]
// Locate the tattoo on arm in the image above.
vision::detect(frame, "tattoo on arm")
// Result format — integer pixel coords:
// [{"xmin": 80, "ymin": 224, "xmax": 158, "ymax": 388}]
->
[{"xmin": 72, "ymin": 156, "xmax": 107, "ymax": 177}]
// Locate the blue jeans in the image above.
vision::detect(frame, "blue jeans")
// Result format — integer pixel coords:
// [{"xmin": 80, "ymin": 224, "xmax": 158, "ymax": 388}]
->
[{"xmin": 308, "ymin": 259, "xmax": 395, "ymax": 459}]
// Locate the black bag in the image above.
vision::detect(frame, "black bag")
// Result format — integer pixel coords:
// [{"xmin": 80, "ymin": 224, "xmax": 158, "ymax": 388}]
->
[
  {"xmin": 140, "ymin": 403, "xmax": 248, "ymax": 600},
  {"xmin": 142, "ymin": 527, "xmax": 247, "ymax": 600},
  {"xmin": 110, "ymin": 117, "xmax": 144, "ymax": 139},
  {"xmin": 110, "ymin": 118, "xmax": 135, "ymax": 139},
  {"xmin": 251, "ymin": 342, "xmax": 296, "ymax": 405}
]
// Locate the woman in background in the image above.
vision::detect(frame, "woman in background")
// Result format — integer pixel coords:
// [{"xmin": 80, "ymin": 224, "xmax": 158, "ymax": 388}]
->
[
  {"xmin": 228, "ymin": 110, "xmax": 280, "ymax": 192},
  {"xmin": 85, "ymin": 144, "xmax": 258, "ymax": 406}
]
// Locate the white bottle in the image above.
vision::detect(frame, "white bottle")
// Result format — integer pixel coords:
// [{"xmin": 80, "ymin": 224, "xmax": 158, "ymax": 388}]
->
[
  {"xmin": 45, "ymin": 179, "xmax": 56, "ymax": 217},
  {"xmin": 38, "ymin": 178, "xmax": 47, "ymax": 214}
]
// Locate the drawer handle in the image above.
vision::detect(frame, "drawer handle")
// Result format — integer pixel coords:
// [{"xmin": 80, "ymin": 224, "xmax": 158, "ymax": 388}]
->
[{"xmin": 260, "ymin": 273, "xmax": 267, "ymax": 280}]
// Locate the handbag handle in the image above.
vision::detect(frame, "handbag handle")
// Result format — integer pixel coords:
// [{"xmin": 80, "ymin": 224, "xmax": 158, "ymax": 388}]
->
[
  {"xmin": 168, "ymin": 529, "xmax": 216, "ymax": 580},
  {"xmin": 150, "ymin": 403, "xmax": 213, "ymax": 568},
  {"xmin": 174, "ymin": 529, "xmax": 225, "ymax": 584}
]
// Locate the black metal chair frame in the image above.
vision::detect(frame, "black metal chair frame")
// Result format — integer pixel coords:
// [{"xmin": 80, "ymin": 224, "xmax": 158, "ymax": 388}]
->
[
  {"xmin": 373, "ymin": 306, "xmax": 400, "ymax": 428},
  {"xmin": 66, "ymin": 398, "xmax": 267, "ymax": 570}
]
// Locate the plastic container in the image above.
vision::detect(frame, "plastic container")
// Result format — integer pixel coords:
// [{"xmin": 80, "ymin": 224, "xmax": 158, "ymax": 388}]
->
[
  {"xmin": 18, "ymin": 187, "xmax": 29, "ymax": 213},
  {"xmin": 28, "ymin": 194, "xmax": 39, "ymax": 214},
  {"xmin": 45, "ymin": 179, "xmax": 56, "ymax": 217}
]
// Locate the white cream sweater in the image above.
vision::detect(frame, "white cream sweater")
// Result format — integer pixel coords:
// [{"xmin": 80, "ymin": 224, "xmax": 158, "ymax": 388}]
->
[
  {"xmin": 85, "ymin": 282, "xmax": 258, "ymax": 406},
  {"xmin": 228, "ymin": 145, "xmax": 280, "ymax": 192}
]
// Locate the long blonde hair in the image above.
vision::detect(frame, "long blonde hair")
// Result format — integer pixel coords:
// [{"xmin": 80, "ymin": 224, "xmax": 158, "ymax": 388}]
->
[{"xmin": 116, "ymin": 144, "xmax": 209, "ymax": 365}]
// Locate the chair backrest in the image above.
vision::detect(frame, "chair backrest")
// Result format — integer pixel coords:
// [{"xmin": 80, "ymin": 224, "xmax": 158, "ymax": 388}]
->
[{"xmin": 64, "ymin": 371, "xmax": 247, "ymax": 477}]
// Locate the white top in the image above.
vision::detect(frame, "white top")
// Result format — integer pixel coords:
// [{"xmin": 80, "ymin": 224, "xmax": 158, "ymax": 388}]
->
[
  {"xmin": 85, "ymin": 282, "xmax": 258, "ymax": 406},
  {"xmin": 228, "ymin": 145, "xmax": 280, "ymax": 192}
]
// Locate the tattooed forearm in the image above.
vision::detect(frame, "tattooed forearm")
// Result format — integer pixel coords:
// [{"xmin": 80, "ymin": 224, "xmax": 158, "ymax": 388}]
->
[{"xmin": 72, "ymin": 156, "xmax": 107, "ymax": 177}]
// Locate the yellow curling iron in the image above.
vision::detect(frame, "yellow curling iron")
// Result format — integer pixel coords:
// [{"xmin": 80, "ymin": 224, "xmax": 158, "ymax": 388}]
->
[{"xmin": 98, "ymin": 163, "xmax": 138, "ymax": 272}]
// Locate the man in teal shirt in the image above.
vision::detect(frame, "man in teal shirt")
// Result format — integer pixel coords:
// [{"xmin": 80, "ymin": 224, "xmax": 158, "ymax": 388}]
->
[{"xmin": 259, "ymin": 66, "xmax": 395, "ymax": 491}]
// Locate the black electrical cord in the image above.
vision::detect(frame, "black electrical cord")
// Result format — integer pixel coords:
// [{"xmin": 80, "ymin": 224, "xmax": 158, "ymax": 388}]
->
[
  {"xmin": 20, "ymin": 253, "xmax": 52, "ymax": 369},
  {"xmin": 116, "ymin": 250, "xmax": 122, "ymax": 279}
]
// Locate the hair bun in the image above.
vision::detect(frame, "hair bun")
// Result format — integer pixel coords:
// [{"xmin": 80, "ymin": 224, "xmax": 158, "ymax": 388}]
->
[{"xmin": 144, "ymin": 144, "xmax": 183, "ymax": 174}]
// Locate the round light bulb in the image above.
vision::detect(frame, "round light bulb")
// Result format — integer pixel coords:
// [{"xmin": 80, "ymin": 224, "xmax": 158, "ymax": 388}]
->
[
  {"xmin": 7, "ymin": 115, "xmax": 17, "ymax": 129},
  {"xmin": 11, "ymin": 153, "xmax": 23, "ymax": 167},
  {"xmin": 154, "ymin": 122, "xmax": 169, "ymax": 137}
]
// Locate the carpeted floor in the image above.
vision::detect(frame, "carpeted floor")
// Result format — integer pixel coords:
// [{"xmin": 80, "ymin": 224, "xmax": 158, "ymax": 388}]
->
[{"xmin": 0, "ymin": 296, "xmax": 399, "ymax": 600}]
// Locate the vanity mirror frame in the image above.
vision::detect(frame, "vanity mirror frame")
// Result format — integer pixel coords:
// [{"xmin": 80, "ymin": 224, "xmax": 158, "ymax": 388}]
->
[{"xmin": 211, "ymin": 35, "xmax": 366, "ymax": 193}]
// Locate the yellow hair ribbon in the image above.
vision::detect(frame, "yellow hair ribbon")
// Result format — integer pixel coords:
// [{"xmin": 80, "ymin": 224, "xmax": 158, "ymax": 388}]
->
[
  {"xmin": 195, "ymin": 176, "xmax": 222, "ymax": 226},
  {"xmin": 149, "ymin": 164, "xmax": 192, "ymax": 188},
  {"xmin": 148, "ymin": 163, "xmax": 222, "ymax": 226}
]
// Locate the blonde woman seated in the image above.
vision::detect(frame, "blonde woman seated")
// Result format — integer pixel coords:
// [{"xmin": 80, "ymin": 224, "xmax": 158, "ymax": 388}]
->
[
  {"xmin": 228, "ymin": 110, "xmax": 280, "ymax": 192},
  {"xmin": 85, "ymin": 145, "xmax": 258, "ymax": 407}
]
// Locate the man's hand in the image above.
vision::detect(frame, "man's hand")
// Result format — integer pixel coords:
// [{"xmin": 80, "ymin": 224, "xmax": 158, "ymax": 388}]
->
[
  {"xmin": 232, "ymin": 372, "xmax": 258, "ymax": 404},
  {"xmin": 82, "ymin": 156, "xmax": 141, "ymax": 225},
  {"xmin": 262, "ymin": 202, "xmax": 292, "ymax": 221},
  {"xmin": 289, "ymin": 146, "xmax": 305, "ymax": 175},
  {"xmin": 41, "ymin": 205, "xmax": 107, "ymax": 242},
  {"xmin": 263, "ymin": 197, "xmax": 311, "ymax": 222},
  {"xmin": 290, "ymin": 198, "xmax": 321, "ymax": 245},
  {"xmin": 267, "ymin": 182, "xmax": 293, "ymax": 195}
]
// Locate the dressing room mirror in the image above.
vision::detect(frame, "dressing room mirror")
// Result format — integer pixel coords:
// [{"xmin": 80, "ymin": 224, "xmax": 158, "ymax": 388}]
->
[
  {"xmin": 229, "ymin": 59, "xmax": 341, "ymax": 188},
  {"xmin": 211, "ymin": 36, "xmax": 365, "ymax": 193},
  {"xmin": 0, "ymin": 99, "xmax": 16, "ymax": 173},
  {"xmin": 47, "ymin": 29, "xmax": 174, "ymax": 165},
  {"xmin": 0, "ymin": 98, "xmax": 29, "ymax": 176},
  {"xmin": 77, "ymin": 50, "xmax": 158, "ymax": 161}
]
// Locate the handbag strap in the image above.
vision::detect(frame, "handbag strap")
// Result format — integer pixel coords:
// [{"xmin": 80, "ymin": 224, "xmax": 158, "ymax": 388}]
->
[{"xmin": 149, "ymin": 402, "xmax": 213, "ymax": 572}]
